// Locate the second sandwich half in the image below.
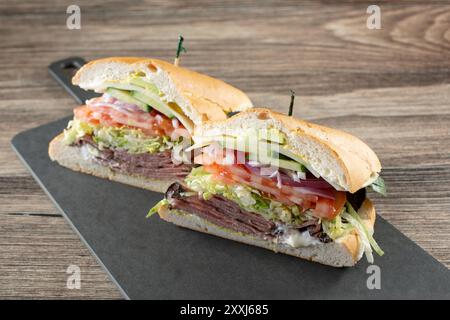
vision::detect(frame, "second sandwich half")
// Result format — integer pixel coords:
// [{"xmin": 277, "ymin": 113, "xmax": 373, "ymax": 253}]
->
[
  {"xmin": 49, "ymin": 57, "xmax": 253, "ymax": 193},
  {"xmin": 150, "ymin": 108, "xmax": 386, "ymax": 267}
]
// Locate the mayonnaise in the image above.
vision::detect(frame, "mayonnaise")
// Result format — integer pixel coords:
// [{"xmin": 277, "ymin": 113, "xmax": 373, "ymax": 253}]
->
[{"xmin": 280, "ymin": 229, "xmax": 321, "ymax": 248}]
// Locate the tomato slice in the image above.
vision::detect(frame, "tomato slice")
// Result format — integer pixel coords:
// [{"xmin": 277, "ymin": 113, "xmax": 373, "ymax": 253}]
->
[
  {"xmin": 313, "ymin": 198, "xmax": 334, "ymax": 219},
  {"xmin": 333, "ymin": 191, "xmax": 347, "ymax": 215},
  {"xmin": 313, "ymin": 191, "xmax": 347, "ymax": 219},
  {"xmin": 204, "ymin": 164, "xmax": 316, "ymax": 209},
  {"xmin": 73, "ymin": 104, "xmax": 181, "ymax": 137}
]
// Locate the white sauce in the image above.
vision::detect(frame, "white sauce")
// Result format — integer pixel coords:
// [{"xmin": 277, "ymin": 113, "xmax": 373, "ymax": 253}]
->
[
  {"xmin": 280, "ymin": 229, "xmax": 321, "ymax": 248},
  {"xmin": 80, "ymin": 145, "xmax": 92, "ymax": 161},
  {"xmin": 80, "ymin": 144, "xmax": 101, "ymax": 160}
]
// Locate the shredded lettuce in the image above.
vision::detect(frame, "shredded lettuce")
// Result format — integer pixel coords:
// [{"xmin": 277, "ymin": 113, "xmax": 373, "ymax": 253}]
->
[
  {"xmin": 342, "ymin": 202, "xmax": 384, "ymax": 263},
  {"xmin": 63, "ymin": 119, "xmax": 178, "ymax": 154},
  {"xmin": 321, "ymin": 212, "xmax": 353, "ymax": 240},
  {"xmin": 63, "ymin": 119, "xmax": 94, "ymax": 145},
  {"xmin": 147, "ymin": 199, "xmax": 169, "ymax": 218},
  {"xmin": 185, "ymin": 167, "xmax": 315, "ymax": 225},
  {"xmin": 93, "ymin": 126, "xmax": 171, "ymax": 153}
]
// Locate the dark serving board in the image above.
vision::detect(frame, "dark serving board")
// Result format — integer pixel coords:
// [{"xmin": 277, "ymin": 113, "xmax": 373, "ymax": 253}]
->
[{"xmin": 11, "ymin": 116, "xmax": 450, "ymax": 299}]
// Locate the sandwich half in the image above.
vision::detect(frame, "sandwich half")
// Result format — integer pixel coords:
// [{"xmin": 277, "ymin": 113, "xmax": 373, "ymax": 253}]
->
[
  {"xmin": 150, "ymin": 108, "xmax": 386, "ymax": 267},
  {"xmin": 49, "ymin": 57, "xmax": 253, "ymax": 193}
]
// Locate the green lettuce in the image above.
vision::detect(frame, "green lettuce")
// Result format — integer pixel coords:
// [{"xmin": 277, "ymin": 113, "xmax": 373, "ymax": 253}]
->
[
  {"xmin": 341, "ymin": 202, "xmax": 384, "ymax": 263},
  {"xmin": 147, "ymin": 199, "xmax": 169, "ymax": 218},
  {"xmin": 63, "ymin": 119, "xmax": 94, "ymax": 145},
  {"xmin": 369, "ymin": 176, "xmax": 387, "ymax": 196},
  {"xmin": 321, "ymin": 212, "xmax": 353, "ymax": 240},
  {"xmin": 63, "ymin": 119, "xmax": 177, "ymax": 154}
]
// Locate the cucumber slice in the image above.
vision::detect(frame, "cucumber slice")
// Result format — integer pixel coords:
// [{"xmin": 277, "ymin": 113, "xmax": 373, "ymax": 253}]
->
[
  {"xmin": 217, "ymin": 136, "xmax": 275, "ymax": 155},
  {"xmin": 132, "ymin": 91, "xmax": 175, "ymax": 118},
  {"xmin": 129, "ymin": 77, "xmax": 159, "ymax": 96},
  {"xmin": 106, "ymin": 88, "xmax": 150, "ymax": 112},
  {"xmin": 278, "ymin": 146, "xmax": 320, "ymax": 178},
  {"xmin": 216, "ymin": 137, "xmax": 303, "ymax": 171},
  {"xmin": 248, "ymin": 152, "xmax": 304, "ymax": 172},
  {"xmin": 129, "ymin": 77, "xmax": 195, "ymax": 131},
  {"xmin": 103, "ymin": 82, "xmax": 142, "ymax": 92},
  {"xmin": 271, "ymin": 158, "xmax": 305, "ymax": 172}
]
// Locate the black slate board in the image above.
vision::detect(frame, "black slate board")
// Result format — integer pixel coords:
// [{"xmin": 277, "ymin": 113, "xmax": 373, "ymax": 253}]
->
[{"xmin": 11, "ymin": 117, "xmax": 450, "ymax": 299}]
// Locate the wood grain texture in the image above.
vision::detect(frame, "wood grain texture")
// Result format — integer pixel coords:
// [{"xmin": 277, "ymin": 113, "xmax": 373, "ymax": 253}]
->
[{"xmin": 0, "ymin": 0, "xmax": 449, "ymax": 299}]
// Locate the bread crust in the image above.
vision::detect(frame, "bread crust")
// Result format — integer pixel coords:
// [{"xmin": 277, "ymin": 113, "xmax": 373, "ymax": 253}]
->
[
  {"xmin": 194, "ymin": 108, "xmax": 381, "ymax": 192},
  {"xmin": 72, "ymin": 57, "xmax": 253, "ymax": 124},
  {"xmin": 48, "ymin": 134, "xmax": 177, "ymax": 193},
  {"xmin": 158, "ymin": 198, "xmax": 376, "ymax": 267}
]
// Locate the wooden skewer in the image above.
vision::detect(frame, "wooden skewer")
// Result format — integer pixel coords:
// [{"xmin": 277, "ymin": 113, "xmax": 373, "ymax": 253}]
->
[
  {"xmin": 174, "ymin": 35, "xmax": 186, "ymax": 66},
  {"xmin": 288, "ymin": 90, "xmax": 295, "ymax": 116}
]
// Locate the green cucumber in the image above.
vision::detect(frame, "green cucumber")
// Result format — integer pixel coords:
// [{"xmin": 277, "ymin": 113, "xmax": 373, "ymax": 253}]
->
[
  {"xmin": 103, "ymin": 82, "xmax": 141, "ymax": 92},
  {"xmin": 248, "ymin": 152, "xmax": 304, "ymax": 172},
  {"xmin": 131, "ymin": 91, "xmax": 175, "ymax": 118},
  {"xmin": 217, "ymin": 136, "xmax": 304, "ymax": 172},
  {"xmin": 270, "ymin": 157, "xmax": 305, "ymax": 172},
  {"xmin": 129, "ymin": 77, "xmax": 159, "ymax": 96},
  {"xmin": 106, "ymin": 88, "xmax": 150, "ymax": 112}
]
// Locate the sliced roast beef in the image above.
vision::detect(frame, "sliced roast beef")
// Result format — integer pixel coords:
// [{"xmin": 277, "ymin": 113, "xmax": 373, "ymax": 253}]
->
[
  {"xmin": 75, "ymin": 135, "xmax": 192, "ymax": 179},
  {"xmin": 166, "ymin": 183, "xmax": 276, "ymax": 238},
  {"xmin": 166, "ymin": 182, "xmax": 332, "ymax": 243},
  {"xmin": 296, "ymin": 219, "xmax": 332, "ymax": 243}
]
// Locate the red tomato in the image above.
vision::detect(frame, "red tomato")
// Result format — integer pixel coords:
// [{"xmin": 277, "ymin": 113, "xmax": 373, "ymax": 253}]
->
[
  {"xmin": 333, "ymin": 191, "xmax": 347, "ymax": 215},
  {"xmin": 313, "ymin": 191, "xmax": 346, "ymax": 219},
  {"xmin": 73, "ymin": 105, "xmax": 181, "ymax": 137},
  {"xmin": 313, "ymin": 198, "xmax": 335, "ymax": 219}
]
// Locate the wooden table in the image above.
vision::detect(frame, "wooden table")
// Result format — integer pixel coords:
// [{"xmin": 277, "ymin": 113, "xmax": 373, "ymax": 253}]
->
[{"xmin": 1, "ymin": 0, "xmax": 449, "ymax": 299}]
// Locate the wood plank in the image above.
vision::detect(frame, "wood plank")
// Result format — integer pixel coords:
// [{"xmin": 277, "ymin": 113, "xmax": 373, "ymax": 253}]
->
[{"xmin": 0, "ymin": 214, "xmax": 122, "ymax": 299}]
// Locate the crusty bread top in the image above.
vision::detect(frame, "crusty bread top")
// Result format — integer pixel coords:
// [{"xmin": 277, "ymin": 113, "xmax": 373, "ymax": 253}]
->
[
  {"xmin": 72, "ymin": 57, "xmax": 253, "ymax": 125},
  {"xmin": 194, "ymin": 108, "xmax": 381, "ymax": 192}
]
